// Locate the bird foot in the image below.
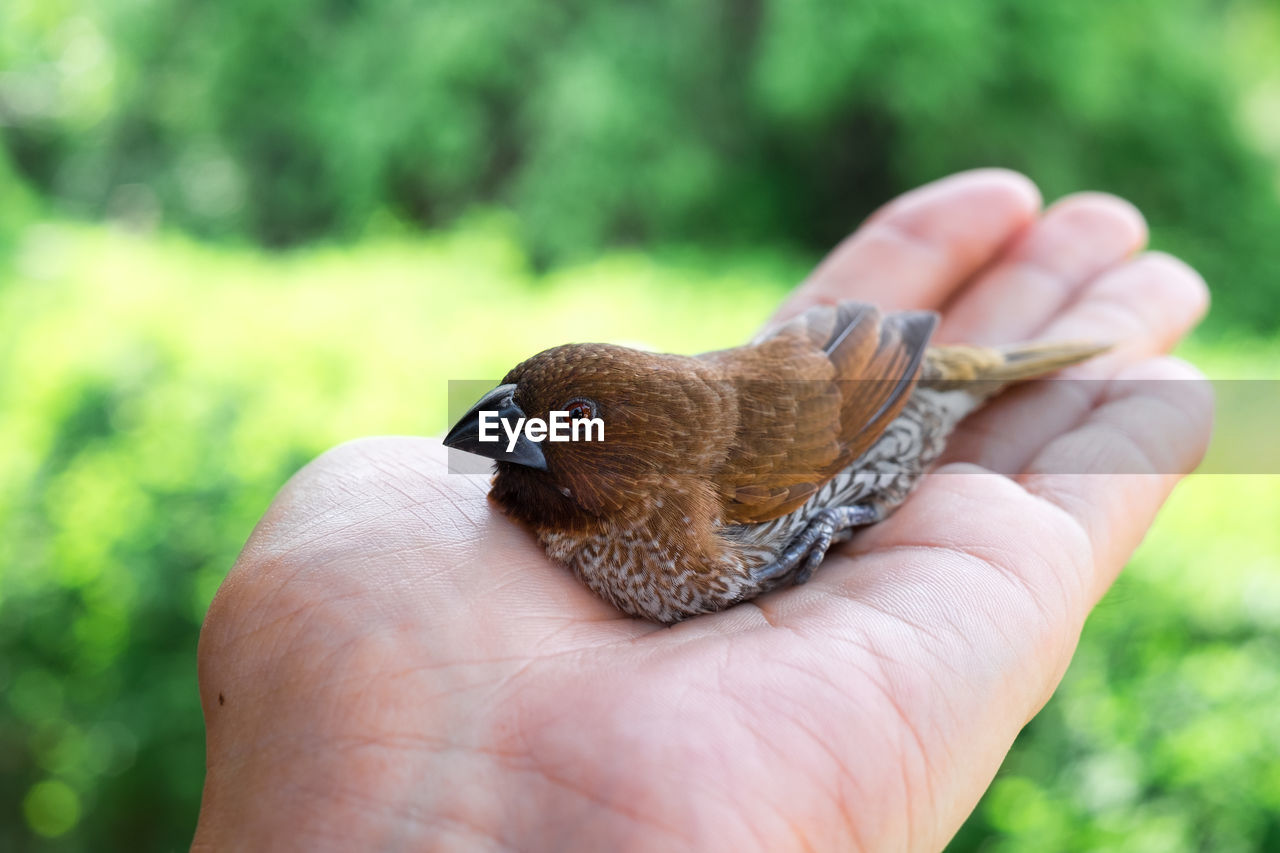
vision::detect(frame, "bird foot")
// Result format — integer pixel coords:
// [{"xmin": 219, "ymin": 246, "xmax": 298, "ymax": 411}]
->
[{"xmin": 751, "ymin": 504, "xmax": 881, "ymax": 588}]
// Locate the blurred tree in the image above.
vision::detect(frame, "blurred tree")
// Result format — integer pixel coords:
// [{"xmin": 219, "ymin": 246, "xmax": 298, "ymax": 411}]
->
[
  {"xmin": 2, "ymin": 0, "xmax": 1278, "ymax": 330},
  {"xmin": 0, "ymin": 148, "xmax": 40, "ymax": 255}
]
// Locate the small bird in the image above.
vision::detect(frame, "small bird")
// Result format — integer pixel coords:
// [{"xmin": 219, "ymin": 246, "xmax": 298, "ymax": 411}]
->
[{"xmin": 444, "ymin": 301, "xmax": 1105, "ymax": 623}]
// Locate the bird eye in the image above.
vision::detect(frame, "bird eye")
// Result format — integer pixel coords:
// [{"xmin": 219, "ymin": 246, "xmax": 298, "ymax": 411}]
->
[{"xmin": 565, "ymin": 398, "xmax": 596, "ymax": 420}]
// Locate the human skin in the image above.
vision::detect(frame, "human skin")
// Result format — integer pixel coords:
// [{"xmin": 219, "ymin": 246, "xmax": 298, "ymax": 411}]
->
[{"xmin": 193, "ymin": 170, "xmax": 1212, "ymax": 852}]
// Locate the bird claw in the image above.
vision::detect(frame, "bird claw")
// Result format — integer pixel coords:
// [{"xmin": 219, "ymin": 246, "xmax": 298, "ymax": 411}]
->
[
  {"xmin": 792, "ymin": 530, "xmax": 832, "ymax": 585},
  {"xmin": 751, "ymin": 504, "xmax": 881, "ymax": 588}
]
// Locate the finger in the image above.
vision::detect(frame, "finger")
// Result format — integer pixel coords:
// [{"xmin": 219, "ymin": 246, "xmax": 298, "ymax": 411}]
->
[
  {"xmin": 1018, "ymin": 356, "xmax": 1214, "ymax": 604},
  {"xmin": 939, "ymin": 251, "xmax": 1209, "ymax": 474},
  {"xmin": 1034, "ymin": 251, "xmax": 1210, "ymax": 374},
  {"xmin": 772, "ymin": 169, "xmax": 1041, "ymax": 324},
  {"xmin": 936, "ymin": 193, "xmax": 1148, "ymax": 344}
]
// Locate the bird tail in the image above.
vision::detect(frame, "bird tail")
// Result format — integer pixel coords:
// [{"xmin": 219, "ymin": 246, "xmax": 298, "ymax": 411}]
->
[
  {"xmin": 922, "ymin": 340, "xmax": 1110, "ymax": 391},
  {"xmin": 988, "ymin": 339, "xmax": 1112, "ymax": 382}
]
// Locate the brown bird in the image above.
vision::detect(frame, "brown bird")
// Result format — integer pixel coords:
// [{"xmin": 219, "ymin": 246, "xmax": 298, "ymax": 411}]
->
[{"xmin": 444, "ymin": 301, "xmax": 1105, "ymax": 623}]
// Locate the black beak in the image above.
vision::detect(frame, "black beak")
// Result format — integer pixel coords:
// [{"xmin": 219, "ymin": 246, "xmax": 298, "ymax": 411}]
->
[{"xmin": 443, "ymin": 383, "xmax": 548, "ymax": 471}]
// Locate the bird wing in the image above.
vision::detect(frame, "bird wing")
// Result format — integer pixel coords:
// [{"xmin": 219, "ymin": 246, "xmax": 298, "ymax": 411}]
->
[{"xmin": 701, "ymin": 301, "xmax": 937, "ymax": 524}]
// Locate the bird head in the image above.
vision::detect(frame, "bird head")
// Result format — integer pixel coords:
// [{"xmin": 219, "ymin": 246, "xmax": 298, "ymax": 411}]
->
[{"xmin": 444, "ymin": 343, "xmax": 730, "ymax": 525}]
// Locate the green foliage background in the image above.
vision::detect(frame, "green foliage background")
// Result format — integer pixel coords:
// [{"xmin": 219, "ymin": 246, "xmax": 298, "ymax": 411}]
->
[{"xmin": 1, "ymin": 0, "xmax": 1279, "ymax": 849}]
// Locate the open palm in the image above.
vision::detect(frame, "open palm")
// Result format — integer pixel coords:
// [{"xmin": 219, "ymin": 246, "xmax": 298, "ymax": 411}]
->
[{"xmin": 194, "ymin": 170, "xmax": 1211, "ymax": 852}]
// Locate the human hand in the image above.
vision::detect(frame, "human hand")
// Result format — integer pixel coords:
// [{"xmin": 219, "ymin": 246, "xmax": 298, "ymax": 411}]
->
[{"xmin": 193, "ymin": 170, "xmax": 1211, "ymax": 851}]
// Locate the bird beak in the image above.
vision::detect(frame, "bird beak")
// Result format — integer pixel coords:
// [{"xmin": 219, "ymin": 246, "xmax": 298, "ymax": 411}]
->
[{"xmin": 443, "ymin": 383, "xmax": 548, "ymax": 471}]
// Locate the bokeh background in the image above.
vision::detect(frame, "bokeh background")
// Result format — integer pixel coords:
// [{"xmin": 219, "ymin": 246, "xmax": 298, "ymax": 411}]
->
[{"xmin": 2, "ymin": 0, "xmax": 1279, "ymax": 849}]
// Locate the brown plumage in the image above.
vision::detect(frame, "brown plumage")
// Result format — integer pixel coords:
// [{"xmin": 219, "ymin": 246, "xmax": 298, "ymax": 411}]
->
[{"xmin": 444, "ymin": 300, "xmax": 1106, "ymax": 623}]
